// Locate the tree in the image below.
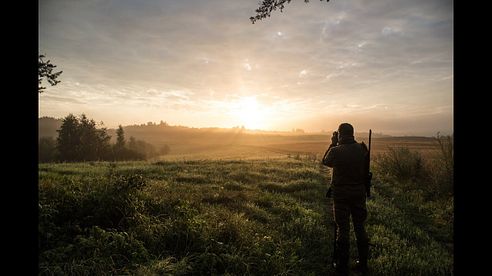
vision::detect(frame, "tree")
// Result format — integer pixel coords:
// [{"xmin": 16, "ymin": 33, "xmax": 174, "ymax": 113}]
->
[
  {"xmin": 78, "ymin": 114, "xmax": 100, "ymax": 160},
  {"xmin": 250, "ymin": 0, "xmax": 330, "ymax": 23},
  {"xmin": 39, "ymin": 54, "xmax": 63, "ymax": 93},
  {"xmin": 57, "ymin": 114, "xmax": 112, "ymax": 162},
  {"xmin": 116, "ymin": 125, "xmax": 126, "ymax": 149},
  {"xmin": 113, "ymin": 125, "xmax": 132, "ymax": 161},
  {"xmin": 127, "ymin": 136, "xmax": 158, "ymax": 159},
  {"xmin": 96, "ymin": 129, "xmax": 112, "ymax": 160},
  {"xmin": 56, "ymin": 114, "xmax": 80, "ymax": 161},
  {"xmin": 129, "ymin": 136, "xmax": 137, "ymax": 151},
  {"xmin": 39, "ymin": 137, "xmax": 58, "ymax": 163}
]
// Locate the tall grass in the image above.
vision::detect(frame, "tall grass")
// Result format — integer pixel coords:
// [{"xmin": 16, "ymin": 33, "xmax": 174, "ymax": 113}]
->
[
  {"xmin": 39, "ymin": 157, "xmax": 453, "ymax": 275},
  {"xmin": 39, "ymin": 165, "xmax": 150, "ymax": 275},
  {"xmin": 373, "ymin": 147, "xmax": 426, "ymax": 183},
  {"xmin": 372, "ymin": 133, "xmax": 454, "ymax": 256},
  {"xmin": 373, "ymin": 133, "xmax": 453, "ymax": 198},
  {"xmin": 428, "ymin": 133, "xmax": 453, "ymax": 196}
]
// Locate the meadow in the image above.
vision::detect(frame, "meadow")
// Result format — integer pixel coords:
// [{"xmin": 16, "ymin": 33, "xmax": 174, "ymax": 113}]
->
[{"xmin": 39, "ymin": 137, "xmax": 453, "ymax": 275}]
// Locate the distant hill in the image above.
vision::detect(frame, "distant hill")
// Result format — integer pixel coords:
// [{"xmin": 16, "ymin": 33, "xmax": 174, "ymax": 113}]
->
[
  {"xmin": 39, "ymin": 117, "xmax": 441, "ymax": 158},
  {"xmin": 38, "ymin": 117, "xmax": 394, "ymax": 142},
  {"xmin": 38, "ymin": 117, "xmax": 409, "ymax": 148}
]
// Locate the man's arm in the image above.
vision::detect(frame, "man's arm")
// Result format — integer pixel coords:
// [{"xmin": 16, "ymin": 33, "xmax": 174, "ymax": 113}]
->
[
  {"xmin": 322, "ymin": 131, "xmax": 338, "ymax": 167},
  {"xmin": 322, "ymin": 131, "xmax": 338, "ymax": 198},
  {"xmin": 323, "ymin": 145, "xmax": 337, "ymax": 198},
  {"xmin": 323, "ymin": 145, "xmax": 337, "ymax": 167}
]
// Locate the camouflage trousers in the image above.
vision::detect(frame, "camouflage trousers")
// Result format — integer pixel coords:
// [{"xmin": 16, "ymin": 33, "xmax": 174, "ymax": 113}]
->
[{"xmin": 333, "ymin": 192, "xmax": 369, "ymax": 268}]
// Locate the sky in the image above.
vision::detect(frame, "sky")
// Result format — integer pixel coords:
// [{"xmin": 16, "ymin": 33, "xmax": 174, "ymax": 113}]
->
[{"xmin": 39, "ymin": 0, "xmax": 453, "ymax": 136}]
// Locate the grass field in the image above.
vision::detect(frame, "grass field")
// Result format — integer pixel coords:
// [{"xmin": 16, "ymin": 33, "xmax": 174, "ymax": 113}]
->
[
  {"xmin": 39, "ymin": 151, "xmax": 453, "ymax": 275},
  {"xmin": 152, "ymin": 136, "xmax": 441, "ymax": 162}
]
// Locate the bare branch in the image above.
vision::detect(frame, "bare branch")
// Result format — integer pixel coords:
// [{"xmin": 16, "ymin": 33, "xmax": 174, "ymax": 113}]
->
[
  {"xmin": 250, "ymin": 0, "xmax": 330, "ymax": 24},
  {"xmin": 38, "ymin": 54, "xmax": 63, "ymax": 93}
]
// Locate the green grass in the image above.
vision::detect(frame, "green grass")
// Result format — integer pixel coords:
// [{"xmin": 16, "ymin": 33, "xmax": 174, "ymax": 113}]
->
[{"xmin": 39, "ymin": 158, "xmax": 453, "ymax": 275}]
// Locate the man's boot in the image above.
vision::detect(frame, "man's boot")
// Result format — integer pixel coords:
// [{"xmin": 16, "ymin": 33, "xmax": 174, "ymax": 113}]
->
[{"xmin": 354, "ymin": 240, "xmax": 369, "ymax": 275}]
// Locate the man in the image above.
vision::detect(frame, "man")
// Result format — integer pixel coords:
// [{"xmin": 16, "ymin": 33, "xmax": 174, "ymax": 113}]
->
[{"xmin": 322, "ymin": 123, "xmax": 370, "ymax": 275}]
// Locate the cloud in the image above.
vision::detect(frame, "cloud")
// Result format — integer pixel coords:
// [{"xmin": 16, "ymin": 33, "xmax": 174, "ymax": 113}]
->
[
  {"xmin": 40, "ymin": 95, "xmax": 86, "ymax": 104},
  {"xmin": 39, "ymin": 0, "xmax": 452, "ymax": 134},
  {"xmin": 381, "ymin": 26, "xmax": 402, "ymax": 36},
  {"xmin": 299, "ymin": 70, "xmax": 308, "ymax": 78},
  {"xmin": 243, "ymin": 63, "xmax": 252, "ymax": 71}
]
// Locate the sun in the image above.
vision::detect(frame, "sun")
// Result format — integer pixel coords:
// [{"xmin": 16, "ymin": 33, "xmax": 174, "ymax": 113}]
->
[{"xmin": 232, "ymin": 96, "xmax": 268, "ymax": 130}]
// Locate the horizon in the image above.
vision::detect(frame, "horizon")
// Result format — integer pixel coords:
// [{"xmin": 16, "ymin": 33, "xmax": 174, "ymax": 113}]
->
[
  {"xmin": 39, "ymin": 0, "xmax": 452, "ymax": 137},
  {"xmin": 38, "ymin": 115, "xmax": 447, "ymax": 138}
]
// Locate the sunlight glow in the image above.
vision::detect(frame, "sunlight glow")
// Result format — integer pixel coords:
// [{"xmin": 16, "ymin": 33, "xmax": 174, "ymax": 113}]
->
[{"xmin": 230, "ymin": 96, "xmax": 268, "ymax": 130}]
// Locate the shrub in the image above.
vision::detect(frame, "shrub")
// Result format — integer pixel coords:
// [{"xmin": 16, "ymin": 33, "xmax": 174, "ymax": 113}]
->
[
  {"xmin": 39, "ymin": 137, "xmax": 58, "ymax": 163},
  {"xmin": 426, "ymin": 134, "xmax": 453, "ymax": 196},
  {"xmin": 374, "ymin": 147, "xmax": 426, "ymax": 183}
]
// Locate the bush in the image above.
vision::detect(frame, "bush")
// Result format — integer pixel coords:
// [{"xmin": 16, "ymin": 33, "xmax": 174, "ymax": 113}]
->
[
  {"xmin": 113, "ymin": 146, "xmax": 145, "ymax": 161},
  {"xmin": 39, "ymin": 137, "xmax": 58, "ymax": 163},
  {"xmin": 374, "ymin": 147, "xmax": 426, "ymax": 183},
  {"xmin": 426, "ymin": 134, "xmax": 453, "ymax": 196},
  {"xmin": 374, "ymin": 136, "xmax": 453, "ymax": 199}
]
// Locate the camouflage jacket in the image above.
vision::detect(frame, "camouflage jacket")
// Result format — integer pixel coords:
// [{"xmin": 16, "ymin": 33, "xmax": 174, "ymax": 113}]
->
[{"xmin": 322, "ymin": 138, "xmax": 369, "ymax": 196}]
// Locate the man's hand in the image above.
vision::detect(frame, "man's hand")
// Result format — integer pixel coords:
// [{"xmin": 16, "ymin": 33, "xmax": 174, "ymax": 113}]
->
[{"xmin": 331, "ymin": 131, "xmax": 338, "ymax": 146}]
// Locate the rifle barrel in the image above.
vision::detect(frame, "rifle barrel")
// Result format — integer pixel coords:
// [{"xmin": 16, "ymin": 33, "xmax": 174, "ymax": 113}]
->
[
  {"xmin": 367, "ymin": 129, "xmax": 372, "ymax": 197},
  {"xmin": 368, "ymin": 129, "xmax": 372, "ymax": 159}
]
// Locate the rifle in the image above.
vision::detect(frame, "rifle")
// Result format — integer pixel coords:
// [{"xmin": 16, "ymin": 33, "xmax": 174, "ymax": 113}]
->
[{"xmin": 366, "ymin": 129, "xmax": 373, "ymax": 198}]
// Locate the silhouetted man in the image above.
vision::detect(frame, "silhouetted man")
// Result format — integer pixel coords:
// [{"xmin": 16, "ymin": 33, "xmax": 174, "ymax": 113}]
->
[{"xmin": 322, "ymin": 123, "xmax": 369, "ymax": 275}]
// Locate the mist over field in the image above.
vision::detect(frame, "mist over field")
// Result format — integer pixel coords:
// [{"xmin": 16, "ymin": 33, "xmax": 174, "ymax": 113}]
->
[{"xmin": 39, "ymin": 116, "xmax": 441, "ymax": 161}]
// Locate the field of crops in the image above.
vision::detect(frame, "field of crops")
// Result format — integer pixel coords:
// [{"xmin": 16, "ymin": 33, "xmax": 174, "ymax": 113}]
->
[{"xmin": 39, "ymin": 155, "xmax": 453, "ymax": 275}]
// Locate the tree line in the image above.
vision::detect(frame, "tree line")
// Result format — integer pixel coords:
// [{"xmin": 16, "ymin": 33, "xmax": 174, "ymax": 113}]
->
[{"xmin": 39, "ymin": 114, "xmax": 170, "ymax": 163}]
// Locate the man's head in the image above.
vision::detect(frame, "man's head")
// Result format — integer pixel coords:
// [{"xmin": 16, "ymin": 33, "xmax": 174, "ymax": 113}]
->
[{"xmin": 337, "ymin": 123, "xmax": 354, "ymax": 138}]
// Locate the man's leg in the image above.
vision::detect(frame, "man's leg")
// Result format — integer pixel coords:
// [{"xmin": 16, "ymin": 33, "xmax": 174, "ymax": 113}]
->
[
  {"xmin": 334, "ymin": 197, "xmax": 351, "ymax": 275},
  {"xmin": 352, "ymin": 195, "xmax": 369, "ymax": 274}
]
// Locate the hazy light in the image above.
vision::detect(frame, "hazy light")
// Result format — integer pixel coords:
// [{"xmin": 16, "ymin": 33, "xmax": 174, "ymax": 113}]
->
[
  {"xmin": 243, "ymin": 63, "xmax": 252, "ymax": 71},
  {"xmin": 230, "ymin": 96, "xmax": 269, "ymax": 130}
]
